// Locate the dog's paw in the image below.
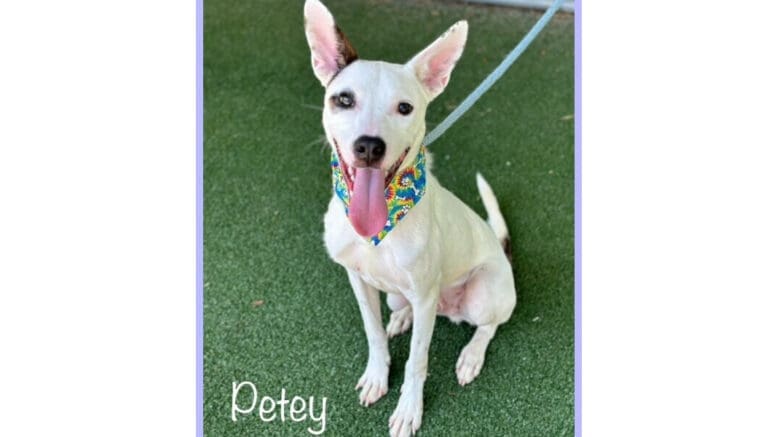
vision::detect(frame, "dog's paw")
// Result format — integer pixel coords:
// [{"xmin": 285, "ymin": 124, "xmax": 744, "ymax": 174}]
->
[
  {"xmin": 389, "ymin": 389, "xmax": 423, "ymax": 437},
  {"xmin": 456, "ymin": 344, "xmax": 485, "ymax": 386},
  {"xmin": 386, "ymin": 306, "xmax": 413, "ymax": 338},
  {"xmin": 355, "ymin": 364, "xmax": 388, "ymax": 407}
]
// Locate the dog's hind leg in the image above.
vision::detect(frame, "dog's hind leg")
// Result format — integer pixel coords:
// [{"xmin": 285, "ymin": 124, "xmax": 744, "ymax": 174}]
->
[
  {"xmin": 386, "ymin": 294, "xmax": 413, "ymax": 338},
  {"xmin": 347, "ymin": 269, "xmax": 390, "ymax": 406},
  {"xmin": 456, "ymin": 323, "xmax": 497, "ymax": 385},
  {"xmin": 456, "ymin": 263, "xmax": 516, "ymax": 386}
]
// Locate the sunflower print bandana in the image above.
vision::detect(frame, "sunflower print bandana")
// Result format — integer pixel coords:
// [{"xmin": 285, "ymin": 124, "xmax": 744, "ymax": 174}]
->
[{"xmin": 331, "ymin": 146, "xmax": 427, "ymax": 246}]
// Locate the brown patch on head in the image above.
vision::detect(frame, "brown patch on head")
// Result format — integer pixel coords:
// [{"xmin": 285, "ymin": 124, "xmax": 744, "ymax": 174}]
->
[
  {"xmin": 335, "ymin": 25, "xmax": 358, "ymax": 67},
  {"xmin": 324, "ymin": 25, "xmax": 358, "ymax": 87},
  {"xmin": 502, "ymin": 237, "xmax": 513, "ymax": 264}
]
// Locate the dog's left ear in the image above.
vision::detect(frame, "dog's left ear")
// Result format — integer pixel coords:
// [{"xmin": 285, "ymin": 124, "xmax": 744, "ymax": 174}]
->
[
  {"xmin": 304, "ymin": 0, "xmax": 358, "ymax": 87},
  {"xmin": 407, "ymin": 20, "xmax": 468, "ymax": 100}
]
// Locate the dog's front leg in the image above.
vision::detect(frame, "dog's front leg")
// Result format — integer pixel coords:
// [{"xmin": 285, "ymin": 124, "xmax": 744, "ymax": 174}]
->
[
  {"xmin": 346, "ymin": 269, "xmax": 390, "ymax": 406},
  {"xmin": 389, "ymin": 289, "xmax": 438, "ymax": 437}
]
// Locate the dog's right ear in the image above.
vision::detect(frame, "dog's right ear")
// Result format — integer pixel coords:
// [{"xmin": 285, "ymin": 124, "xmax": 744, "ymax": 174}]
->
[{"xmin": 304, "ymin": 0, "xmax": 358, "ymax": 87}]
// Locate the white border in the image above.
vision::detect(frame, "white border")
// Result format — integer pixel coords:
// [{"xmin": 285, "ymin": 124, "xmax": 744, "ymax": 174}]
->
[{"xmin": 0, "ymin": 1, "xmax": 196, "ymax": 434}]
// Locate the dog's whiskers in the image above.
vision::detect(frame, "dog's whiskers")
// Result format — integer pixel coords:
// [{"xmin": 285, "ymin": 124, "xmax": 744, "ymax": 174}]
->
[{"xmin": 303, "ymin": 135, "xmax": 328, "ymax": 151}]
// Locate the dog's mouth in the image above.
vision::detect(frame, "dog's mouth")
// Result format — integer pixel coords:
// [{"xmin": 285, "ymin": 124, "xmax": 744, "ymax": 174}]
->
[
  {"xmin": 334, "ymin": 141, "xmax": 410, "ymax": 194},
  {"xmin": 334, "ymin": 140, "xmax": 411, "ymax": 237}
]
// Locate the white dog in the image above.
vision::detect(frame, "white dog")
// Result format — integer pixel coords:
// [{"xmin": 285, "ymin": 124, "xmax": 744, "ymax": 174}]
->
[{"xmin": 304, "ymin": 1, "xmax": 517, "ymax": 435}]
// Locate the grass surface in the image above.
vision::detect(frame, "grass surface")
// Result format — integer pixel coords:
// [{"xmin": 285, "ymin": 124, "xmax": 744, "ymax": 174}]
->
[{"xmin": 204, "ymin": 0, "xmax": 574, "ymax": 435}]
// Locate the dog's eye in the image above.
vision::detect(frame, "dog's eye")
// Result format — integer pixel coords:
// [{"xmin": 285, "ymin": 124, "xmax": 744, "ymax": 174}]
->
[
  {"xmin": 332, "ymin": 92, "xmax": 355, "ymax": 109},
  {"xmin": 397, "ymin": 102, "xmax": 413, "ymax": 115}
]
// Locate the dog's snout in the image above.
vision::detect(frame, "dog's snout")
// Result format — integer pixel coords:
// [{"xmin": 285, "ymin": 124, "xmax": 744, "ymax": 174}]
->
[{"xmin": 353, "ymin": 136, "xmax": 386, "ymax": 167}]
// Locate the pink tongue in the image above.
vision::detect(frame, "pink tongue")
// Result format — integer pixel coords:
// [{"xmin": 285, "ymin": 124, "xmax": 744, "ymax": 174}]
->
[{"xmin": 349, "ymin": 167, "xmax": 388, "ymax": 237}]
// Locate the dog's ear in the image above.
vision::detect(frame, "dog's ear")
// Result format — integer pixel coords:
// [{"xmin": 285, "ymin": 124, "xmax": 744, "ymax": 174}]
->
[
  {"xmin": 406, "ymin": 21, "xmax": 468, "ymax": 100},
  {"xmin": 304, "ymin": 0, "xmax": 358, "ymax": 87}
]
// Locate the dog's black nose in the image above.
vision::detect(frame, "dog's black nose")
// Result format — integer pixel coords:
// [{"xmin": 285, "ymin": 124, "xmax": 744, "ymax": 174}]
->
[{"xmin": 353, "ymin": 136, "xmax": 386, "ymax": 167}]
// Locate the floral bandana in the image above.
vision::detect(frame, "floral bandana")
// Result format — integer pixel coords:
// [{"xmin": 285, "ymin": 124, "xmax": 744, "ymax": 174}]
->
[{"xmin": 331, "ymin": 146, "xmax": 427, "ymax": 246}]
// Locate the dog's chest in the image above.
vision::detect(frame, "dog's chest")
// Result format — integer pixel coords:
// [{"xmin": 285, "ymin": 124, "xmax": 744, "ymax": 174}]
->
[
  {"xmin": 323, "ymin": 197, "xmax": 421, "ymax": 293},
  {"xmin": 341, "ymin": 243, "xmax": 411, "ymax": 293}
]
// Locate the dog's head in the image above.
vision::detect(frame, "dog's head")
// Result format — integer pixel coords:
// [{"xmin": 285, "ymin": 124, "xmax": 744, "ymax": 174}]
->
[{"xmin": 304, "ymin": 0, "xmax": 467, "ymax": 236}]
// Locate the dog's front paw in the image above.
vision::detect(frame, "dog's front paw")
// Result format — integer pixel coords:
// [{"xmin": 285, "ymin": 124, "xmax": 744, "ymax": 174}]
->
[
  {"xmin": 389, "ymin": 389, "xmax": 423, "ymax": 437},
  {"xmin": 386, "ymin": 306, "xmax": 413, "ymax": 338},
  {"xmin": 355, "ymin": 363, "xmax": 388, "ymax": 406}
]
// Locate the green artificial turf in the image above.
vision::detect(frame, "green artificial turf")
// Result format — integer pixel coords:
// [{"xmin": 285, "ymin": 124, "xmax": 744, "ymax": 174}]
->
[{"xmin": 204, "ymin": 0, "xmax": 574, "ymax": 435}]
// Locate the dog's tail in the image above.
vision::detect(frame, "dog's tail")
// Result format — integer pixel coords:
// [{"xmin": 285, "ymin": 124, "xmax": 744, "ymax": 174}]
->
[{"xmin": 476, "ymin": 172, "xmax": 512, "ymax": 262}]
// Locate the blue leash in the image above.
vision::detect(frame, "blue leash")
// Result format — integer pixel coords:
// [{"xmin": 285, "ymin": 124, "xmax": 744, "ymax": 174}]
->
[{"xmin": 423, "ymin": 0, "xmax": 565, "ymax": 146}]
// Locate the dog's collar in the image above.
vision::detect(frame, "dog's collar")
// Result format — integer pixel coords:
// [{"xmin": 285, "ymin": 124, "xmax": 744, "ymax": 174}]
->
[{"xmin": 331, "ymin": 146, "xmax": 427, "ymax": 246}]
